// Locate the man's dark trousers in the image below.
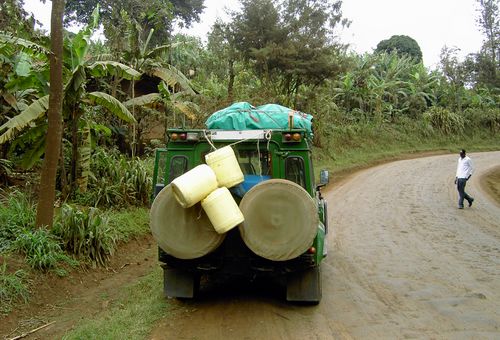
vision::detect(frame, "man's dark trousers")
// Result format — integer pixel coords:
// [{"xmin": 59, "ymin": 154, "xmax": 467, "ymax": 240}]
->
[{"xmin": 457, "ymin": 178, "xmax": 472, "ymax": 208}]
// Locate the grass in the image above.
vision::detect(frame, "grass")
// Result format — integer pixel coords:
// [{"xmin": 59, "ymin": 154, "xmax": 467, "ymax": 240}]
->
[
  {"xmin": 14, "ymin": 227, "xmax": 78, "ymax": 273},
  {"xmin": 0, "ymin": 262, "xmax": 30, "ymax": 314},
  {"xmin": 313, "ymin": 121, "xmax": 500, "ymax": 177},
  {"xmin": 0, "ymin": 189, "xmax": 151, "ymax": 315},
  {"xmin": 61, "ymin": 267, "xmax": 170, "ymax": 340},
  {"xmin": 0, "ymin": 190, "xmax": 36, "ymax": 252},
  {"xmin": 107, "ymin": 207, "xmax": 150, "ymax": 243}
]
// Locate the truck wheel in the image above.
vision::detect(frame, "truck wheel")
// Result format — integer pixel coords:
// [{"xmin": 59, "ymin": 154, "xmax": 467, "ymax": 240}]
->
[
  {"xmin": 163, "ymin": 266, "xmax": 200, "ymax": 299},
  {"xmin": 286, "ymin": 266, "xmax": 322, "ymax": 304}
]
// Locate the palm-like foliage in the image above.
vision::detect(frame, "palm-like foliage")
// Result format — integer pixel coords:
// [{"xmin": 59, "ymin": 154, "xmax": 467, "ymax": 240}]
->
[
  {"xmin": 115, "ymin": 23, "xmax": 200, "ymax": 155},
  {"xmin": 0, "ymin": 7, "xmax": 141, "ymax": 195},
  {"xmin": 332, "ymin": 53, "xmax": 438, "ymax": 121}
]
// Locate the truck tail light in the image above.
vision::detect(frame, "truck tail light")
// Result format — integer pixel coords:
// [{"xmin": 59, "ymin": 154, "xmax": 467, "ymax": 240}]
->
[
  {"xmin": 169, "ymin": 132, "xmax": 199, "ymax": 142},
  {"xmin": 282, "ymin": 132, "xmax": 302, "ymax": 142}
]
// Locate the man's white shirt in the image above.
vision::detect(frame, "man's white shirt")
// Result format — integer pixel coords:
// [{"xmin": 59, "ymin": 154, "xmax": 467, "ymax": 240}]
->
[{"xmin": 456, "ymin": 156, "xmax": 473, "ymax": 179}]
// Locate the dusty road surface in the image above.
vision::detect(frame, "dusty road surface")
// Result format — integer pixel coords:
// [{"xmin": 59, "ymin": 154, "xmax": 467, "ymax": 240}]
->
[{"xmin": 151, "ymin": 152, "xmax": 500, "ymax": 339}]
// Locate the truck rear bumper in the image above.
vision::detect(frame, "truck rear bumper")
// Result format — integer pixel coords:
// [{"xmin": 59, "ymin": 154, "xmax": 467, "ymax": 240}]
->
[{"xmin": 158, "ymin": 229, "xmax": 318, "ymax": 277}]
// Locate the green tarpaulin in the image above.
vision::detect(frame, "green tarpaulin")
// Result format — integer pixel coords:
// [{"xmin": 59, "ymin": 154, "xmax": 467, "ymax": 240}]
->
[{"xmin": 205, "ymin": 102, "xmax": 313, "ymax": 133}]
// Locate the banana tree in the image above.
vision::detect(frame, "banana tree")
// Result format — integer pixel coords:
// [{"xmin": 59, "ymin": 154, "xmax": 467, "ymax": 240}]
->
[
  {"xmin": 118, "ymin": 22, "xmax": 198, "ymax": 155},
  {"xmin": 0, "ymin": 7, "xmax": 140, "ymax": 194},
  {"xmin": 123, "ymin": 80, "xmax": 200, "ymax": 150}
]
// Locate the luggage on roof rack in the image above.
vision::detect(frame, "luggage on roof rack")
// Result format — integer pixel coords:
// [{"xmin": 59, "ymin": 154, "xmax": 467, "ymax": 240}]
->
[{"xmin": 205, "ymin": 102, "xmax": 313, "ymax": 134}]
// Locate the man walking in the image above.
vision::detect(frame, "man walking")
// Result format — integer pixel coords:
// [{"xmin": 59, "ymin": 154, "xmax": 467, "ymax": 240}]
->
[{"xmin": 455, "ymin": 149, "xmax": 474, "ymax": 209}]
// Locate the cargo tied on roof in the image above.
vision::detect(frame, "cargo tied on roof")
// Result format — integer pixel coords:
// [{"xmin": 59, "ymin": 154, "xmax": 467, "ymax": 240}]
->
[{"xmin": 205, "ymin": 102, "xmax": 313, "ymax": 136}]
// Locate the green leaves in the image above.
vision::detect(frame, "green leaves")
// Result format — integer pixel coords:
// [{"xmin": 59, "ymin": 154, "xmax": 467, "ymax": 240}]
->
[
  {"xmin": 68, "ymin": 5, "xmax": 100, "ymax": 69},
  {"xmin": 123, "ymin": 93, "xmax": 162, "ymax": 107},
  {"xmin": 0, "ymin": 32, "xmax": 50, "ymax": 55},
  {"xmin": 172, "ymin": 101, "xmax": 200, "ymax": 120},
  {"xmin": 0, "ymin": 95, "xmax": 49, "ymax": 144},
  {"xmin": 85, "ymin": 92, "xmax": 136, "ymax": 123},
  {"xmin": 152, "ymin": 66, "xmax": 196, "ymax": 95},
  {"xmin": 423, "ymin": 107, "xmax": 465, "ymax": 134},
  {"xmin": 375, "ymin": 35, "xmax": 423, "ymax": 63},
  {"xmin": 54, "ymin": 204, "xmax": 115, "ymax": 267},
  {"xmin": 88, "ymin": 61, "xmax": 141, "ymax": 80}
]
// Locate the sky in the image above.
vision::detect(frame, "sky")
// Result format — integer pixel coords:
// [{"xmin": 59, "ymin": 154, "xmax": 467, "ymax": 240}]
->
[{"xmin": 23, "ymin": 0, "xmax": 485, "ymax": 69}]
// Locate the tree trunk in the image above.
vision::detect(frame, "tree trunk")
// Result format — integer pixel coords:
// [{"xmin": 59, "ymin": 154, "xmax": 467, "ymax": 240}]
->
[
  {"xmin": 227, "ymin": 58, "xmax": 235, "ymax": 102},
  {"xmin": 131, "ymin": 79, "xmax": 136, "ymax": 157},
  {"xmin": 60, "ymin": 139, "xmax": 68, "ymax": 200},
  {"xmin": 70, "ymin": 109, "xmax": 80, "ymax": 190},
  {"xmin": 35, "ymin": 0, "xmax": 65, "ymax": 228}
]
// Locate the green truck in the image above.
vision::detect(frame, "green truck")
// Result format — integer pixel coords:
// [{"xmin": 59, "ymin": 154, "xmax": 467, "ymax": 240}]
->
[{"xmin": 150, "ymin": 128, "xmax": 329, "ymax": 303}]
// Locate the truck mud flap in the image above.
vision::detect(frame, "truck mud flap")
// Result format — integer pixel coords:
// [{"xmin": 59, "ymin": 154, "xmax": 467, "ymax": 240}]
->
[
  {"xmin": 163, "ymin": 266, "xmax": 199, "ymax": 298},
  {"xmin": 286, "ymin": 266, "xmax": 322, "ymax": 304}
]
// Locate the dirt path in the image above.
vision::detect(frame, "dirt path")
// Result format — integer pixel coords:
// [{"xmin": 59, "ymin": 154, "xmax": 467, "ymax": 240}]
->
[
  {"xmin": 2, "ymin": 152, "xmax": 499, "ymax": 339},
  {"xmin": 0, "ymin": 236, "xmax": 157, "ymax": 339},
  {"xmin": 151, "ymin": 152, "xmax": 500, "ymax": 339}
]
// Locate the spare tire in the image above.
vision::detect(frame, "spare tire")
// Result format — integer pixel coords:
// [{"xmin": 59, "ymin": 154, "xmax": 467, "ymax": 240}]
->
[
  {"xmin": 150, "ymin": 184, "xmax": 225, "ymax": 259},
  {"xmin": 239, "ymin": 179, "xmax": 318, "ymax": 261}
]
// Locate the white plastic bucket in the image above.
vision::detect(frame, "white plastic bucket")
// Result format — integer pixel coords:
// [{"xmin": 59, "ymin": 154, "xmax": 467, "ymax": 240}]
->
[
  {"xmin": 171, "ymin": 164, "xmax": 218, "ymax": 208},
  {"xmin": 205, "ymin": 146, "xmax": 244, "ymax": 188},
  {"xmin": 201, "ymin": 187, "xmax": 244, "ymax": 234}
]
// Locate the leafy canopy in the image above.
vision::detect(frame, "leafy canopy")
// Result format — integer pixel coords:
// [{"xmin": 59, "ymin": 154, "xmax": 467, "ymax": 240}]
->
[
  {"xmin": 230, "ymin": 0, "xmax": 350, "ymax": 102},
  {"xmin": 375, "ymin": 35, "xmax": 423, "ymax": 63},
  {"xmin": 64, "ymin": 0, "xmax": 205, "ymax": 45}
]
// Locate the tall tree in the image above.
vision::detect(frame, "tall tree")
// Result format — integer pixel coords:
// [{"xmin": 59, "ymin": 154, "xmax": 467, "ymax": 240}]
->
[
  {"xmin": 375, "ymin": 35, "xmax": 423, "ymax": 63},
  {"xmin": 64, "ymin": 0, "xmax": 205, "ymax": 45},
  {"xmin": 439, "ymin": 46, "xmax": 468, "ymax": 111},
  {"xmin": 232, "ymin": 0, "xmax": 349, "ymax": 105},
  {"xmin": 35, "ymin": 0, "xmax": 65, "ymax": 228},
  {"xmin": 474, "ymin": 0, "xmax": 500, "ymax": 90},
  {"xmin": 207, "ymin": 20, "xmax": 240, "ymax": 101},
  {"xmin": 476, "ymin": 0, "xmax": 499, "ymax": 67},
  {"xmin": 0, "ymin": 0, "xmax": 37, "ymax": 37}
]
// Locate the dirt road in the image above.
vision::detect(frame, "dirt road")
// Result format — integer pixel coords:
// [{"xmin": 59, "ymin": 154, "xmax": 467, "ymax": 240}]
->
[{"xmin": 151, "ymin": 152, "xmax": 500, "ymax": 339}]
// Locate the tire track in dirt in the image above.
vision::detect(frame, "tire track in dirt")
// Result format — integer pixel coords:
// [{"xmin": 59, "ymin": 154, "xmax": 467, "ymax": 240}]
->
[{"xmin": 151, "ymin": 151, "xmax": 500, "ymax": 339}]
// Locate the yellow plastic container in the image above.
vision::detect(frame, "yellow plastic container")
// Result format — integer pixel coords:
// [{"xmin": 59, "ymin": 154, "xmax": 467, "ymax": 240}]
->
[
  {"xmin": 171, "ymin": 164, "xmax": 218, "ymax": 208},
  {"xmin": 201, "ymin": 187, "xmax": 245, "ymax": 234},
  {"xmin": 205, "ymin": 146, "xmax": 244, "ymax": 188}
]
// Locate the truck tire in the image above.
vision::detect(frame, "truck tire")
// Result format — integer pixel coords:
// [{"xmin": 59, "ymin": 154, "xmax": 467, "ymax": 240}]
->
[
  {"xmin": 286, "ymin": 266, "xmax": 322, "ymax": 304},
  {"xmin": 150, "ymin": 185, "xmax": 225, "ymax": 259},
  {"xmin": 239, "ymin": 179, "xmax": 318, "ymax": 261}
]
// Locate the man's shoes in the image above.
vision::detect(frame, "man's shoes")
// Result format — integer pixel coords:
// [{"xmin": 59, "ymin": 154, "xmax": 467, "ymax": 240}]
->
[
  {"xmin": 468, "ymin": 198, "xmax": 474, "ymax": 207},
  {"xmin": 458, "ymin": 206, "xmax": 464, "ymax": 209}
]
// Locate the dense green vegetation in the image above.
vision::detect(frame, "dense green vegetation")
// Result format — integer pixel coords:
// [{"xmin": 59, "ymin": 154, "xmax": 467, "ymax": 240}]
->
[{"xmin": 0, "ymin": 0, "xmax": 498, "ymax": 314}]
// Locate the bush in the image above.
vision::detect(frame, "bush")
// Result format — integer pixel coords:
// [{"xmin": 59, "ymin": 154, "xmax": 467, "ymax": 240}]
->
[
  {"xmin": 54, "ymin": 204, "xmax": 116, "ymax": 267},
  {"xmin": 423, "ymin": 107, "xmax": 464, "ymax": 134},
  {"xmin": 0, "ymin": 262, "xmax": 29, "ymax": 314},
  {"xmin": 73, "ymin": 148, "xmax": 152, "ymax": 208},
  {"xmin": 0, "ymin": 190, "xmax": 36, "ymax": 252},
  {"xmin": 13, "ymin": 228, "xmax": 77, "ymax": 272},
  {"xmin": 463, "ymin": 107, "xmax": 500, "ymax": 132}
]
